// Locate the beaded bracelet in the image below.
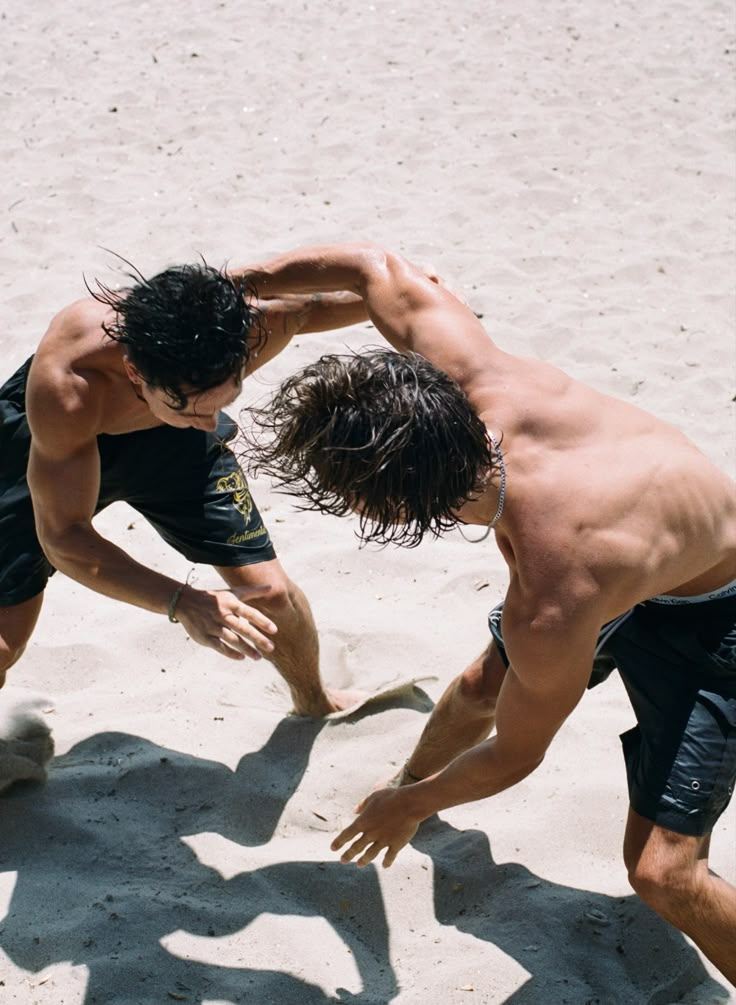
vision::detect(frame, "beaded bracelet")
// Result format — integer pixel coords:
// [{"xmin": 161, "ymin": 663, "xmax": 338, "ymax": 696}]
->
[
  {"xmin": 168, "ymin": 584, "xmax": 185, "ymax": 623},
  {"xmin": 168, "ymin": 566, "xmax": 196, "ymax": 624}
]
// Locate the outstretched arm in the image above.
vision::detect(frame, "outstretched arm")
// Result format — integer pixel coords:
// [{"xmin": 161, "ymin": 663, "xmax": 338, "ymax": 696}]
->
[
  {"xmin": 241, "ymin": 242, "xmax": 494, "ymax": 383},
  {"xmin": 256, "ymin": 291, "xmax": 368, "ymax": 332},
  {"xmin": 241, "ymin": 290, "xmax": 370, "ymax": 374},
  {"xmin": 332, "ymin": 586, "xmax": 602, "ymax": 867}
]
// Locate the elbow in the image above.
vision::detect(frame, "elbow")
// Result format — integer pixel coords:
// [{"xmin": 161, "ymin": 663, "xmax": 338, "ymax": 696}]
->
[
  {"xmin": 36, "ymin": 522, "xmax": 93, "ymax": 571},
  {"xmin": 349, "ymin": 240, "xmax": 386, "ymax": 260},
  {"xmin": 348, "ymin": 241, "xmax": 390, "ymax": 278},
  {"xmin": 509, "ymin": 750, "xmax": 545, "ymax": 787},
  {"xmin": 36, "ymin": 533, "xmax": 67, "ymax": 569},
  {"xmin": 498, "ymin": 744, "xmax": 546, "ymax": 791}
]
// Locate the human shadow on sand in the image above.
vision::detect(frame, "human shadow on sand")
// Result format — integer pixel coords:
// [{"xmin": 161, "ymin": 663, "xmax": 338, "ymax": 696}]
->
[
  {"xmin": 411, "ymin": 817, "xmax": 730, "ymax": 1005},
  {"xmin": 0, "ymin": 724, "xmax": 398, "ymax": 1005}
]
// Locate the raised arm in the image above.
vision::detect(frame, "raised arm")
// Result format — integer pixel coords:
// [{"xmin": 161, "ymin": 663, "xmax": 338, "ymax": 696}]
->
[
  {"xmin": 240, "ymin": 290, "xmax": 370, "ymax": 375},
  {"xmin": 242, "ymin": 243, "xmax": 495, "ymax": 383}
]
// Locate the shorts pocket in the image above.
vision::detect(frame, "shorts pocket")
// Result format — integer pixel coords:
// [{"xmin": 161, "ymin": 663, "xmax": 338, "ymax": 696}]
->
[{"xmin": 666, "ymin": 692, "xmax": 736, "ymax": 822}]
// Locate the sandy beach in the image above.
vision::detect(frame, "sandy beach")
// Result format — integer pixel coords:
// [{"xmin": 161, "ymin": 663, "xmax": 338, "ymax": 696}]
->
[{"xmin": 1, "ymin": 1, "xmax": 734, "ymax": 1002}]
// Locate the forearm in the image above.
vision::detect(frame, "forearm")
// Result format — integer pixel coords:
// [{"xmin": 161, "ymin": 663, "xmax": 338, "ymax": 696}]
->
[
  {"xmin": 304, "ymin": 291, "xmax": 369, "ymax": 331},
  {"xmin": 332, "ymin": 736, "xmax": 543, "ymax": 867},
  {"xmin": 243, "ymin": 242, "xmax": 384, "ymax": 298},
  {"xmin": 40, "ymin": 523, "xmax": 181, "ymax": 614},
  {"xmin": 260, "ymin": 291, "xmax": 369, "ymax": 332},
  {"xmin": 403, "ymin": 737, "xmax": 542, "ymax": 822}
]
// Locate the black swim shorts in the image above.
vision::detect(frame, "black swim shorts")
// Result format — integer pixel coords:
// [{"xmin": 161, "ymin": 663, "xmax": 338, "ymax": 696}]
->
[
  {"xmin": 0, "ymin": 357, "xmax": 276, "ymax": 606},
  {"xmin": 487, "ymin": 594, "xmax": 736, "ymax": 837}
]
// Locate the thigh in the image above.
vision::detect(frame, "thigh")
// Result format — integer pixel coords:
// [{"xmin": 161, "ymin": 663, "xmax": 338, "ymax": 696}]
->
[
  {"xmin": 216, "ymin": 557, "xmax": 288, "ymax": 592},
  {"xmin": 467, "ymin": 638, "xmax": 508, "ymax": 700},
  {"xmin": 609, "ymin": 611, "xmax": 736, "ymax": 838},
  {"xmin": 0, "ymin": 364, "xmax": 54, "ymax": 606},
  {"xmin": 0, "ymin": 592, "xmax": 44, "ymax": 675},
  {"xmin": 98, "ymin": 413, "xmax": 277, "ymax": 568},
  {"xmin": 0, "ymin": 513, "xmax": 53, "ymax": 607}
]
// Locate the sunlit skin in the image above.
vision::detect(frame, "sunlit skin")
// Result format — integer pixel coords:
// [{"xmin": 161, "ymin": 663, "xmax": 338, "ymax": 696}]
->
[
  {"xmin": 1, "ymin": 282, "xmax": 372, "ymax": 718},
  {"xmin": 123, "ymin": 358, "xmax": 242, "ymax": 434},
  {"xmin": 245, "ymin": 242, "xmax": 736, "ymax": 983}
]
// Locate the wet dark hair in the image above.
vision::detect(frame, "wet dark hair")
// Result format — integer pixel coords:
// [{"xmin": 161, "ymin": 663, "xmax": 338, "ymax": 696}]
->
[
  {"xmin": 89, "ymin": 259, "xmax": 264, "ymax": 409},
  {"xmin": 244, "ymin": 349, "xmax": 496, "ymax": 547}
]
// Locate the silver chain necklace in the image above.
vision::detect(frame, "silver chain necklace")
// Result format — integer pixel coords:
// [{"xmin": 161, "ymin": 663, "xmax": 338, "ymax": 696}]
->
[{"xmin": 457, "ymin": 431, "xmax": 506, "ymax": 544}]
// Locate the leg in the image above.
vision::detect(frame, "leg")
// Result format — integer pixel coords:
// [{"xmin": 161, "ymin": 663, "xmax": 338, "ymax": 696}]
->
[
  {"xmin": 0, "ymin": 592, "xmax": 54, "ymax": 792},
  {"xmin": 0, "ymin": 592, "xmax": 44, "ymax": 687},
  {"xmin": 624, "ymin": 808, "xmax": 736, "ymax": 983},
  {"xmin": 217, "ymin": 559, "xmax": 365, "ymax": 717},
  {"xmin": 121, "ymin": 422, "xmax": 362, "ymax": 716},
  {"xmin": 400, "ymin": 640, "xmax": 507, "ymax": 783}
]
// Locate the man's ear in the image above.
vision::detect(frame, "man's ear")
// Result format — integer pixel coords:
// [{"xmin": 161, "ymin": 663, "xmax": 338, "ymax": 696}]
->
[{"xmin": 122, "ymin": 355, "xmax": 143, "ymax": 385}]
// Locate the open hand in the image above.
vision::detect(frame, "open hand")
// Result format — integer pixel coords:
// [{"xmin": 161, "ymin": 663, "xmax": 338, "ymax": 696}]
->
[
  {"xmin": 331, "ymin": 788, "xmax": 421, "ymax": 868},
  {"xmin": 174, "ymin": 583, "xmax": 277, "ymax": 660}
]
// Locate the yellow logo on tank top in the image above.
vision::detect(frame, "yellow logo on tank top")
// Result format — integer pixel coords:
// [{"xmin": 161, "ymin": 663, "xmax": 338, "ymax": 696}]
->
[{"xmin": 215, "ymin": 470, "xmax": 254, "ymax": 525}]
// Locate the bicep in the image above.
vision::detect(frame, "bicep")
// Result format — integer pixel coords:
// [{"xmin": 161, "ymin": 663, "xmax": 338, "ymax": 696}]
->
[
  {"xmin": 27, "ymin": 437, "xmax": 102, "ymax": 541},
  {"xmin": 492, "ymin": 662, "xmax": 588, "ymax": 766},
  {"xmin": 493, "ymin": 603, "xmax": 601, "ymax": 765}
]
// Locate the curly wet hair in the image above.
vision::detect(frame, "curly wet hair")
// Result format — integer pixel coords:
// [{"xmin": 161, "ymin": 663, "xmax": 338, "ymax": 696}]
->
[
  {"xmin": 245, "ymin": 349, "xmax": 496, "ymax": 548},
  {"xmin": 90, "ymin": 259, "xmax": 264, "ymax": 408}
]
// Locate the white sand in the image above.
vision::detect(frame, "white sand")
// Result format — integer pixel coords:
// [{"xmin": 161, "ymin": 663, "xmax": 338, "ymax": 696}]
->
[{"xmin": 1, "ymin": 1, "xmax": 734, "ymax": 1002}]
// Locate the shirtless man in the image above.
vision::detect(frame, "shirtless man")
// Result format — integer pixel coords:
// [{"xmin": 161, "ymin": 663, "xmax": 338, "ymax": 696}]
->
[
  {"xmin": 243, "ymin": 242, "xmax": 736, "ymax": 981},
  {"xmin": 0, "ymin": 259, "xmax": 368, "ymax": 764}
]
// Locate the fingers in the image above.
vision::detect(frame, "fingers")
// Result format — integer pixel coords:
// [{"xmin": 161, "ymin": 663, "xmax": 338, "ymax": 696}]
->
[
  {"xmin": 217, "ymin": 627, "xmax": 263, "ymax": 662},
  {"xmin": 331, "ymin": 828, "xmax": 388, "ymax": 868},
  {"xmin": 331, "ymin": 822, "xmax": 357, "ymax": 855},
  {"xmin": 331, "ymin": 812, "xmax": 396, "ymax": 869},
  {"xmin": 224, "ymin": 611, "xmax": 276, "ymax": 656},
  {"xmin": 382, "ymin": 846, "xmax": 399, "ymax": 869},
  {"xmin": 220, "ymin": 590, "xmax": 277, "ymax": 659},
  {"xmin": 332, "ymin": 787, "xmax": 417, "ymax": 869},
  {"xmin": 176, "ymin": 587, "xmax": 278, "ymax": 660}
]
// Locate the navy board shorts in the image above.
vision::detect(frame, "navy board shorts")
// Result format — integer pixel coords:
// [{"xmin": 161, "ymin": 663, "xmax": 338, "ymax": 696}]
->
[
  {"xmin": 0, "ymin": 357, "xmax": 276, "ymax": 606},
  {"xmin": 487, "ymin": 585, "xmax": 736, "ymax": 837}
]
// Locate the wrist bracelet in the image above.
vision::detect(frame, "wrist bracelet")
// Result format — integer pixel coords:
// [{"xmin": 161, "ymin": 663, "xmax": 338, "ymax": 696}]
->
[
  {"xmin": 168, "ymin": 584, "xmax": 185, "ymax": 624},
  {"xmin": 168, "ymin": 566, "xmax": 197, "ymax": 624}
]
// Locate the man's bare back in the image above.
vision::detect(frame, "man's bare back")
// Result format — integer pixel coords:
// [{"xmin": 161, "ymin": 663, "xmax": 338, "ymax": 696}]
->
[
  {"xmin": 242, "ymin": 241, "xmax": 736, "ymax": 982},
  {"xmin": 465, "ymin": 349, "xmax": 736, "ymax": 610}
]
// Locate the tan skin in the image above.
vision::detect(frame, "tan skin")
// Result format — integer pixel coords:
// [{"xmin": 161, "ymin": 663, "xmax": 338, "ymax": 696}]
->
[
  {"xmin": 1, "ymin": 286, "xmax": 369, "ymax": 717},
  {"xmin": 246, "ymin": 243, "xmax": 736, "ymax": 982}
]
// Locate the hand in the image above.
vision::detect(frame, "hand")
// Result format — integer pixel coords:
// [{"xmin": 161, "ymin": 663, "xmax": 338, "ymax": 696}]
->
[
  {"xmin": 331, "ymin": 788, "xmax": 421, "ymax": 868},
  {"xmin": 173, "ymin": 584, "xmax": 277, "ymax": 661}
]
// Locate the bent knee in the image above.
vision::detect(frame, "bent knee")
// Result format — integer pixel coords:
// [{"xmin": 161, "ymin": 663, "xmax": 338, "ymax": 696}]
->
[
  {"xmin": 456, "ymin": 662, "xmax": 499, "ymax": 713},
  {"xmin": 245, "ymin": 574, "xmax": 296, "ymax": 617},
  {"xmin": 627, "ymin": 857, "xmax": 704, "ymax": 922}
]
